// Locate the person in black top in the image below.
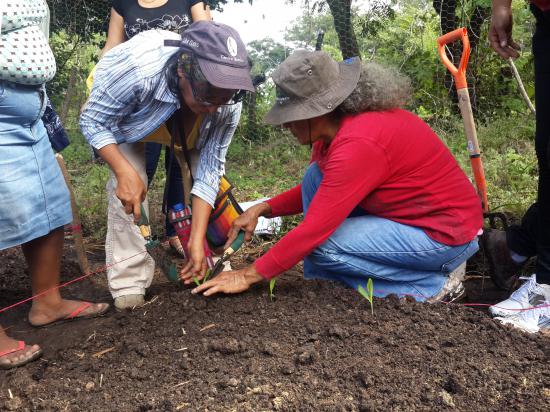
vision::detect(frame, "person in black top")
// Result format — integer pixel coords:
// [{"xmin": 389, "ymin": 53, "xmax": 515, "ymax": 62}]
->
[
  {"xmin": 101, "ymin": 0, "xmax": 211, "ymax": 260},
  {"xmin": 106, "ymin": 0, "xmax": 210, "ymax": 53},
  {"xmin": 483, "ymin": 0, "xmax": 550, "ymax": 334}
]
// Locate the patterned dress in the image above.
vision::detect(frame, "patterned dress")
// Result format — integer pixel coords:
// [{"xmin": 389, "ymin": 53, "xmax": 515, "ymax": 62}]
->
[{"xmin": 0, "ymin": 0, "xmax": 72, "ymax": 249}]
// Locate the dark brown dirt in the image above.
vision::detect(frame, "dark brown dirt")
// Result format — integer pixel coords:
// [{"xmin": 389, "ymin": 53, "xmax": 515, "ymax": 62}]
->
[{"xmin": 1, "ymin": 245, "xmax": 549, "ymax": 411}]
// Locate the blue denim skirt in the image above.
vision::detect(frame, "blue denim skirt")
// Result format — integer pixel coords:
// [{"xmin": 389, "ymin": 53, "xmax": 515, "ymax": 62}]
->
[{"xmin": 0, "ymin": 81, "xmax": 72, "ymax": 249}]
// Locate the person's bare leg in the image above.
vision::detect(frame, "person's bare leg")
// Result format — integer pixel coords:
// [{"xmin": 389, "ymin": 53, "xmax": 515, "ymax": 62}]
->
[
  {"xmin": 0, "ymin": 326, "xmax": 41, "ymax": 368},
  {"xmin": 23, "ymin": 228, "xmax": 108, "ymax": 326}
]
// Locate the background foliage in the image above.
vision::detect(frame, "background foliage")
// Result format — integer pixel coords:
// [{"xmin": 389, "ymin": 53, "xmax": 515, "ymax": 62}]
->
[{"xmin": 45, "ymin": 0, "xmax": 538, "ymax": 240}]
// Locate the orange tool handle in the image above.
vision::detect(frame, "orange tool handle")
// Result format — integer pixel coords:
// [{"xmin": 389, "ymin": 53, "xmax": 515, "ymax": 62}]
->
[
  {"xmin": 437, "ymin": 28, "xmax": 470, "ymax": 90},
  {"xmin": 471, "ymin": 157, "xmax": 489, "ymax": 214}
]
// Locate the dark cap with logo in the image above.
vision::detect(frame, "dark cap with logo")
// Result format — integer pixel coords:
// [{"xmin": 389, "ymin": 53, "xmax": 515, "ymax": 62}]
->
[{"xmin": 165, "ymin": 20, "xmax": 254, "ymax": 92}]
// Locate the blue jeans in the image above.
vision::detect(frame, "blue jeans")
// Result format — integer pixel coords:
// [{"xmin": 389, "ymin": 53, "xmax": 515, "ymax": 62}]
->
[
  {"xmin": 302, "ymin": 163, "xmax": 479, "ymax": 301},
  {"xmin": 145, "ymin": 143, "xmax": 184, "ymax": 237}
]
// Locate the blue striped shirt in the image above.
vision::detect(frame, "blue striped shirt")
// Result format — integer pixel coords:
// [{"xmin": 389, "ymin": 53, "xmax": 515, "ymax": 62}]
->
[{"xmin": 79, "ymin": 29, "xmax": 242, "ymax": 207}]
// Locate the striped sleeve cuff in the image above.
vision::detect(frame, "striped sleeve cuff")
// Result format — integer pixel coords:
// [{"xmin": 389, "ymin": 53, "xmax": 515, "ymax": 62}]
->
[
  {"xmin": 87, "ymin": 130, "xmax": 118, "ymax": 150},
  {"xmin": 191, "ymin": 179, "xmax": 218, "ymax": 208}
]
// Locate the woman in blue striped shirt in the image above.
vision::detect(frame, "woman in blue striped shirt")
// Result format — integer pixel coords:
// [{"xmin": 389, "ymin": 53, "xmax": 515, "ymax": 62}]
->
[
  {"xmin": 100, "ymin": 0, "xmax": 211, "ymax": 257},
  {"xmin": 80, "ymin": 21, "xmax": 254, "ymax": 310}
]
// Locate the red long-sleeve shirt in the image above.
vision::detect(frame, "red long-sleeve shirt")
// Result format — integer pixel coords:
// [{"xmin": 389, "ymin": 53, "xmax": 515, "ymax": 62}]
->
[{"xmin": 255, "ymin": 110, "xmax": 483, "ymax": 280}]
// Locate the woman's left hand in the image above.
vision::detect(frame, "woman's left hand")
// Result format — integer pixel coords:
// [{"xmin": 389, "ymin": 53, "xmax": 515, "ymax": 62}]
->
[
  {"xmin": 192, "ymin": 265, "xmax": 264, "ymax": 296},
  {"xmin": 180, "ymin": 240, "xmax": 208, "ymax": 284}
]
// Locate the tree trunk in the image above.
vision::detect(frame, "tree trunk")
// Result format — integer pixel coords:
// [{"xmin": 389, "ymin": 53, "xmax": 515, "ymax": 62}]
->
[{"xmin": 326, "ymin": 0, "xmax": 360, "ymax": 59}]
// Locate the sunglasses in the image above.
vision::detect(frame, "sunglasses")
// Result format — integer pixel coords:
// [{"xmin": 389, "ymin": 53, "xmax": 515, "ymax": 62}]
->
[{"xmin": 182, "ymin": 54, "xmax": 245, "ymax": 106}]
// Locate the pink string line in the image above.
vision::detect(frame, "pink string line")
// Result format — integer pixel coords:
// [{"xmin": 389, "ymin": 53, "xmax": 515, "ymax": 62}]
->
[
  {"xmin": 371, "ymin": 288, "xmax": 550, "ymax": 312},
  {"xmin": 0, "ymin": 249, "xmax": 149, "ymax": 315},
  {"xmin": 1, "ymin": 249, "xmax": 549, "ymax": 314}
]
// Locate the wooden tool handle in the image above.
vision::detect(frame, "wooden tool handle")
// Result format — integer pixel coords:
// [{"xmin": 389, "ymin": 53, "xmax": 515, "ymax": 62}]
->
[
  {"xmin": 55, "ymin": 154, "xmax": 90, "ymax": 275},
  {"xmin": 457, "ymin": 88, "xmax": 489, "ymax": 213}
]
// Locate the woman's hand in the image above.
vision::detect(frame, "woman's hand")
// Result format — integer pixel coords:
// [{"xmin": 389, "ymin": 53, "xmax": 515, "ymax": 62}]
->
[
  {"xmin": 180, "ymin": 239, "xmax": 208, "ymax": 284},
  {"xmin": 180, "ymin": 196, "xmax": 212, "ymax": 283},
  {"xmin": 224, "ymin": 202, "xmax": 272, "ymax": 249},
  {"xmin": 115, "ymin": 166, "xmax": 147, "ymax": 222},
  {"xmin": 192, "ymin": 264, "xmax": 264, "ymax": 296},
  {"xmin": 97, "ymin": 143, "xmax": 146, "ymax": 222}
]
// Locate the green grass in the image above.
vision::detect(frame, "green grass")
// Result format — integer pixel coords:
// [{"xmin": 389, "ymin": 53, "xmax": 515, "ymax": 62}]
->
[
  {"xmin": 62, "ymin": 131, "xmax": 109, "ymax": 241},
  {"xmin": 226, "ymin": 126, "xmax": 310, "ymax": 200},
  {"xmin": 433, "ymin": 114, "xmax": 537, "ymax": 216}
]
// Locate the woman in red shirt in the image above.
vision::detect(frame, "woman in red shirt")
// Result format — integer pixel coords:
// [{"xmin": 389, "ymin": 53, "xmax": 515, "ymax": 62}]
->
[{"xmin": 188, "ymin": 51, "xmax": 483, "ymax": 302}]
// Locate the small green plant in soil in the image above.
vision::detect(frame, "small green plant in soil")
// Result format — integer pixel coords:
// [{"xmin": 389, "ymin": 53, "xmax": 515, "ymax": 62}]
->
[
  {"xmin": 269, "ymin": 278, "xmax": 277, "ymax": 301},
  {"xmin": 357, "ymin": 278, "xmax": 374, "ymax": 315},
  {"xmin": 192, "ymin": 268, "xmax": 212, "ymax": 287},
  {"xmin": 201, "ymin": 269, "xmax": 212, "ymax": 284}
]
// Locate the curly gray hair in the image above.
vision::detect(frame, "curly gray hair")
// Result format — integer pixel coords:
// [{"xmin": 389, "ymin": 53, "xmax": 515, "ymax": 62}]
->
[{"xmin": 338, "ymin": 62, "xmax": 411, "ymax": 114}]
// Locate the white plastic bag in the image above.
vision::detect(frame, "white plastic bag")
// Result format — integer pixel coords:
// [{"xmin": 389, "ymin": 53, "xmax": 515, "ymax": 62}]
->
[{"xmin": 239, "ymin": 198, "xmax": 282, "ymax": 236}]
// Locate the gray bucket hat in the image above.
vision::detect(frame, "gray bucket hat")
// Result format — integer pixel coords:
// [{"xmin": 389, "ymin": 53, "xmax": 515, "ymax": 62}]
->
[
  {"xmin": 164, "ymin": 21, "xmax": 254, "ymax": 92},
  {"xmin": 264, "ymin": 50, "xmax": 361, "ymax": 125}
]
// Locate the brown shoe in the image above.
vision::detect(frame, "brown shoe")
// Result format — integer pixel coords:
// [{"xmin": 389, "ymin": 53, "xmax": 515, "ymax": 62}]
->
[{"xmin": 482, "ymin": 229, "xmax": 522, "ymax": 290}]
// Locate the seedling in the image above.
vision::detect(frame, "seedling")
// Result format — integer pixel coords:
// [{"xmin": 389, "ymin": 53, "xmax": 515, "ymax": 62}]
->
[
  {"xmin": 202, "ymin": 269, "xmax": 212, "ymax": 284},
  {"xmin": 269, "ymin": 278, "xmax": 277, "ymax": 301},
  {"xmin": 357, "ymin": 278, "xmax": 374, "ymax": 315},
  {"xmin": 191, "ymin": 269, "xmax": 212, "ymax": 287}
]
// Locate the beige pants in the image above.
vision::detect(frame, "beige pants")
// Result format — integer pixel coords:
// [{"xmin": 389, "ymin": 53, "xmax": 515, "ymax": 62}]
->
[
  {"xmin": 105, "ymin": 143, "xmax": 154, "ymax": 298},
  {"xmin": 105, "ymin": 142, "xmax": 200, "ymax": 299}
]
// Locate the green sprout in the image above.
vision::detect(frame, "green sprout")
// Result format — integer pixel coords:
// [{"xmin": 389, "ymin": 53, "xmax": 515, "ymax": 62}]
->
[
  {"xmin": 269, "ymin": 278, "xmax": 277, "ymax": 301},
  {"xmin": 357, "ymin": 278, "xmax": 374, "ymax": 315},
  {"xmin": 191, "ymin": 269, "xmax": 212, "ymax": 287},
  {"xmin": 201, "ymin": 269, "xmax": 212, "ymax": 284}
]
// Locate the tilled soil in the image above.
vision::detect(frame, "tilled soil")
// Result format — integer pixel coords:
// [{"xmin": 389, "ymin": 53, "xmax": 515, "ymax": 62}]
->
[{"xmin": 1, "ymin": 246, "xmax": 549, "ymax": 411}]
